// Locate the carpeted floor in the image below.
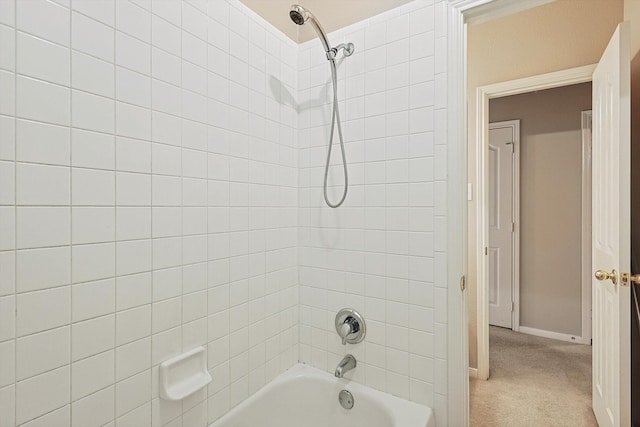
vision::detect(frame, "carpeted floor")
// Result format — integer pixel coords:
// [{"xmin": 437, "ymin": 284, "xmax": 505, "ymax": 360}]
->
[{"xmin": 470, "ymin": 326, "xmax": 597, "ymax": 427}]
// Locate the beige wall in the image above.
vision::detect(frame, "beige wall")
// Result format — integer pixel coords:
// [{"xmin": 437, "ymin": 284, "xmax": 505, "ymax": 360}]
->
[
  {"xmin": 468, "ymin": 0, "xmax": 623, "ymax": 369},
  {"xmin": 490, "ymin": 83, "xmax": 591, "ymax": 336}
]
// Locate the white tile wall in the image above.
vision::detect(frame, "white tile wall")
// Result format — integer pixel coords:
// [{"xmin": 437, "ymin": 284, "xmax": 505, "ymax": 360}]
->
[
  {"xmin": 2, "ymin": 0, "xmax": 452, "ymax": 426},
  {"xmin": 297, "ymin": 0, "xmax": 449, "ymax": 423},
  {"xmin": 1, "ymin": 0, "xmax": 298, "ymax": 426}
]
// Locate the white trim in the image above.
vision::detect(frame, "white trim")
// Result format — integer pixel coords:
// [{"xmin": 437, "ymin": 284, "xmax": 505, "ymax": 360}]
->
[
  {"xmin": 446, "ymin": 2, "xmax": 469, "ymax": 426},
  {"xmin": 518, "ymin": 326, "xmax": 591, "ymax": 345},
  {"xmin": 469, "ymin": 367, "xmax": 478, "ymax": 378},
  {"xmin": 448, "ymin": 1, "xmax": 564, "ymax": 424},
  {"xmin": 512, "ymin": 122, "xmax": 521, "ymax": 334},
  {"xmin": 581, "ymin": 110, "xmax": 593, "ymax": 344},
  {"xmin": 461, "ymin": 0, "xmax": 556, "ymax": 25},
  {"xmin": 487, "ymin": 120, "xmax": 521, "ymax": 332},
  {"xmin": 477, "ymin": 64, "xmax": 596, "ymax": 98},
  {"xmin": 474, "ymin": 65, "xmax": 595, "ymax": 382}
]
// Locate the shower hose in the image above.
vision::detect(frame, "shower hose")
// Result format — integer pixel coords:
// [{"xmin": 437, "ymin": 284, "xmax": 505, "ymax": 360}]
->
[{"xmin": 323, "ymin": 59, "xmax": 348, "ymax": 208}]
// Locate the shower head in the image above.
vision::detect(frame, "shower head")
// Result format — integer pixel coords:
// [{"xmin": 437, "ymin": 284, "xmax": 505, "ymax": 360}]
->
[
  {"xmin": 289, "ymin": 4, "xmax": 308, "ymax": 25},
  {"xmin": 289, "ymin": 4, "xmax": 331, "ymax": 54}
]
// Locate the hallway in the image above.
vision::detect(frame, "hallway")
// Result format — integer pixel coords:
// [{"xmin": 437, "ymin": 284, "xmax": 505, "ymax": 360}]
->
[{"xmin": 470, "ymin": 327, "xmax": 596, "ymax": 427}]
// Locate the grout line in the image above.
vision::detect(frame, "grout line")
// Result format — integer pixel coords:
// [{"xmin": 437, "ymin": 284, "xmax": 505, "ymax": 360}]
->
[
  {"xmin": 147, "ymin": 1, "xmax": 154, "ymax": 418},
  {"xmin": 204, "ymin": 0, "xmax": 212, "ymax": 421},
  {"xmin": 111, "ymin": 0, "xmax": 117, "ymax": 423},
  {"xmin": 179, "ymin": 0, "xmax": 185, "ymax": 372},
  {"xmin": 12, "ymin": 0, "xmax": 17, "ymax": 425},
  {"xmin": 67, "ymin": 0, "xmax": 73, "ymax": 420}
]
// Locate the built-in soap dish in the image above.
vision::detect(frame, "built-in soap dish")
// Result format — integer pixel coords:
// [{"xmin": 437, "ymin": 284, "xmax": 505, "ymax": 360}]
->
[{"xmin": 159, "ymin": 346, "xmax": 212, "ymax": 401}]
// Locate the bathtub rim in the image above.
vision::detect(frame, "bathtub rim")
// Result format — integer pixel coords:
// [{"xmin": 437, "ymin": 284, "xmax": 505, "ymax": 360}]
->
[{"xmin": 208, "ymin": 362, "xmax": 435, "ymax": 427}]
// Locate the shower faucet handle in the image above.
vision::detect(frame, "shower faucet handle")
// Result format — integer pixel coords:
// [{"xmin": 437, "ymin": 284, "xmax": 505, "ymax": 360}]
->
[
  {"xmin": 335, "ymin": 308, "xmax": 366, "ymax": 345},
  {"xmin": 338, "ymin": 322, "xmax": 352, "ymax": 345}
]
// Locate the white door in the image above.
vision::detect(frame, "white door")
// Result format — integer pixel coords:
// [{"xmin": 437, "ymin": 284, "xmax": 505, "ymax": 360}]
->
[
  {"xmin": 488, "ymin": 121, "xmax": 517, "ymax": 328},
  {"xmin": 591, "ymin": 22, "xmax": 630, "ymax": 427}
]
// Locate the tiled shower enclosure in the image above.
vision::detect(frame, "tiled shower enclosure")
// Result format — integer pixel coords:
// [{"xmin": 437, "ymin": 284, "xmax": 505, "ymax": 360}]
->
[{"xmin": 0, "ymin": 0, "xmax": 449, "ymax": 426}]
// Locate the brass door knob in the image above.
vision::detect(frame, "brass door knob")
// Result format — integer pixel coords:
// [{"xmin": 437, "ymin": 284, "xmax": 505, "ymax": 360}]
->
[{"xmin": 595, "ymin": 269, "xmax": 618, "ymax": 285}]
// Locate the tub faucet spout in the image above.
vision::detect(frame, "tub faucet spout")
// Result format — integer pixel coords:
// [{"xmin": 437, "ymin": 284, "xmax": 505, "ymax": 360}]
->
[{"xmin": 335, "ymin": 354, "xmax": 356, "ymax": 378}]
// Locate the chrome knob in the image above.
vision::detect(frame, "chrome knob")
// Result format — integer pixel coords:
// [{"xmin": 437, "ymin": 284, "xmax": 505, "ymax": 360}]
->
[{"xmin": 335, "ymin": 308, "xmax": 366, "ymax": 345}]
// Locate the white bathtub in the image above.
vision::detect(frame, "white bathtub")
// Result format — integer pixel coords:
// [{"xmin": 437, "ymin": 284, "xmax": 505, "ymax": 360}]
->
[{"xmin": 210, "ymin": 363, "xmax": 435, "ymax": 427}]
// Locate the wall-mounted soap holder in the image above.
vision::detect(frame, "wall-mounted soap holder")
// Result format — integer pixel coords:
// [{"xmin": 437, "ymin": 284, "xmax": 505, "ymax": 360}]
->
[{"xmin": 159, "ymin": 346, "xmax": 212, "ymax": 401}]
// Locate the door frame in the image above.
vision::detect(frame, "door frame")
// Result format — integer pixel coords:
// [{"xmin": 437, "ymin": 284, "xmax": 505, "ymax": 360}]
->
[
  {"xmin": 474, "ymin": 65, "xmax": 595, "ymax": 380},
  {"xmin": 446, "ymin": 1, "xmax": 561, "ymax": 424},
  {"xmin": 487, "ymin": 120, "xmax": 521, "ymax": 331}
]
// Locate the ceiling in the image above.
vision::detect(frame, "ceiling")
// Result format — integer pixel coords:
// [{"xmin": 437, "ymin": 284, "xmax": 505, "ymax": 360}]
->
[{"xmin": 239, "ymin": 0, "xmax": 413, "ymax": 43}]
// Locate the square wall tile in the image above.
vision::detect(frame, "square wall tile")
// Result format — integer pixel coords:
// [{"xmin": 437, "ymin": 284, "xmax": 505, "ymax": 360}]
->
[
  {"xmin": 72, "ymin": 168, "xmax": 114, "ymax": 206},
  {"xmin": 16, "ymin": 163, "xmax": 70, "ymax": 206},
  {"xmin": 71, "ymin": 129, "xmax": 115, "ymax": 170},
  {"xmin": 115, "ymin": 337, "xmax": 150, "ymax": 381},
  {"xmin": 115, "ymin": 239, "xmax": 152, "ymax": 276},
  {"xmin": 115, "ymin": 137, "xmax": 151, "ymax": 174},
  {"xmin": 115, "ymin": 172, "xmax": 151, "ymax": 206},
  {"xmin": 71, "ymin": 385, "xmax": 115, "ymax": 427},
  {"xmin": 16, "ymin": 207, "xmax": 70, "ymax": 249},
  {"xmin": 16, "ymin": 119, "xmax": 70, "ymax": 166},
  {"xmin": 71, "ymin": 243, "xmax": 115, "ymax": 284},
  {"xmin": 116, "ymin": 305, "xmax": 151, "ymax": 347},
  {"xmin": 115, "ymin": 272, "xmax": 152, "ymax": 311},
  {"xmin": 116, "ymin": 0, "xmax": 151, "ymax": 43},
  {"xmin": 16, "ymin": 287, "xmax": 70, "ymax": 337},
  {"xmin": 16, "ymin": 76, "xmax": 70, "ymax": 126},
  {"xmin": 71, "ymin": 90, "xmax": 115, "ymax": 134},
  {"xmin": 72, "ymin": 51, "xmax": 115, "ymax": 98},
  {"xmin": 17, "ymin": 0, "xmax": 70, "ymax": 47},
  {"xmin": 16, "ymin": 326, "xmax": 70, "ymax": 381},
  {"xmin": 15, "ymin": 365, "xmax": 70, "ymax": 425},
  {"xmin": 72, "ymin": 206, "xmax": 115, "ymax": 245},
  {"xmin": 72, "ymin": 314, "xmax": 115, "ymax": 361},
  {"xmin": 72, "ymin": 278, "xmax": 115, "ymax": 322},
  {"xmin": 16, "ymin": 31, "xmax": 70, "ymax": 86},
  {"xmin": 71, "ymin": 350, "xmax": 114, "ymax": 400},
  {"xmin": 16, "ymin": 246, "xmax": 71, "ymax": 293},
  {"xmin": 71, "ymin": 11, "xmax": 114, "ymax": 62}
]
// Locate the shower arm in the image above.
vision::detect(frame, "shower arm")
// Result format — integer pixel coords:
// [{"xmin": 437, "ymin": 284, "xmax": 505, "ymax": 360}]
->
[{"xmin": 327, "ymin": 43, "xmax": 355, "ymax": 61}]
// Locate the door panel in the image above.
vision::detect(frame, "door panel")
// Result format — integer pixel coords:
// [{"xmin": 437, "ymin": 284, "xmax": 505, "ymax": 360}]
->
[
  {"xmin": 592, "ymin": 22, "xmax": 630, "ymax": 427},
  {"xmin": 488, "ymin": 123, "xmax": 516, "ymax": 328}
]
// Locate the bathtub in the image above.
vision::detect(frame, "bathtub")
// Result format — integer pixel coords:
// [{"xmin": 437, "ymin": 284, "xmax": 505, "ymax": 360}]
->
[{"xmin": 210, "ymin": 363, "xmax": 435, "ymax": 427}]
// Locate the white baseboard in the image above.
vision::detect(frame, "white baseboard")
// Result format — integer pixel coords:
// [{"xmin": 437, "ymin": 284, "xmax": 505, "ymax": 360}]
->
[
  {"xmin": 518, "ymin": 326, "xmax": 590, "ymax": 345},
  {"xmin": 468, "ymin": 367, "xmax": 478, "ymax": 378}
]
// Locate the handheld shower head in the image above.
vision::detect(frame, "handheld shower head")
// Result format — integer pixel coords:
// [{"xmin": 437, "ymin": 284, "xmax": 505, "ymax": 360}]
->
[
  {"xmin": 289, "ymin": 4, "xmax": 308, "ymax": 25},
  {"xmin": 287, "ymin": 4, "xmax": 354, "ymax": 208},
  {"xmin": 289, "ymin": 4, "xmax": 331, "ymax": 54}
]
